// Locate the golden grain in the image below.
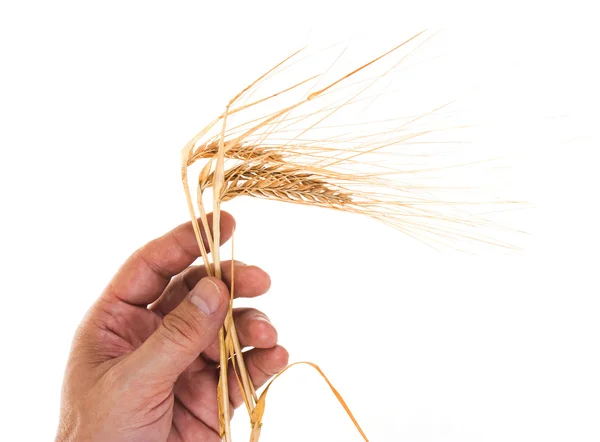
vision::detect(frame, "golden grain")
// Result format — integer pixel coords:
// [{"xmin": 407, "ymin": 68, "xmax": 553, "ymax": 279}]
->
[{"xmin": 178, "ymin": 31, "xmax": 522, "ymax": 442}]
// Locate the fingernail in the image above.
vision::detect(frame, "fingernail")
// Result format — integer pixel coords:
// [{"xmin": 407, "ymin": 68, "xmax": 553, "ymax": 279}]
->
[
  {"xmin": 233, "ymin": 260, "xmax": 247, "ymax": 266},
  {"xmin": 189, "ymin": 278, "xmax": 223, "ymax": 315}
]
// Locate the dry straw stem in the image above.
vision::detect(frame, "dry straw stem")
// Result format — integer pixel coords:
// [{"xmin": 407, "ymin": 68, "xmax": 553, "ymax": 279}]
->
[{"xmin": 180, "ymin": 31, "xmax": 523, "ymax": 441}]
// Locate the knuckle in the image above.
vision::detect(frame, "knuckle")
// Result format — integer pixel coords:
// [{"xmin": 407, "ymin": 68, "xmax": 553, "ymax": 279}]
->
[{"xmin": 159, "ymin": 310, "xmax": 203, "ymax": 350}]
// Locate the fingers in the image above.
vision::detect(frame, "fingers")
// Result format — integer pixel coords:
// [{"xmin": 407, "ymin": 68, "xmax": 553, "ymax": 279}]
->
[
  {"xmin": 230, "ymin": 309, "xmax": 277, "ymax": 350},
  {"xmin": 172, "ymin": 367, "xmax": 226, "ymax": 436},
  {"xmin": 227, "ymin": 346, "xmax": 289, "ymax": 408},
  {"xmin": 201, "ymin": 308, "xmax": 278, "ymax": 362},
  {"xmin": 105, "ymin": 212, "xmax": 235, "ymax": 306},
  {"xmin": 125, "ymin": 277, "xmax": 230, "ymax": 382},
  {"xmin": 172, "ymin": 386, "xmax": 222, "ymax": 441},
  {"xmin": 173, "ymin": 345, "xmax": 289, "ymax": 426},
  {"xmin": 151, "ymin": 262, "xmax": 271, "ymax": 317}
]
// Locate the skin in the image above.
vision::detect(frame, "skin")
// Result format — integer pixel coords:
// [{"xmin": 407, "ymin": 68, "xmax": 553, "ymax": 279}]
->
[{"xmin": 56, "ymin": 212, "xmax": 288, "ymax": 442}]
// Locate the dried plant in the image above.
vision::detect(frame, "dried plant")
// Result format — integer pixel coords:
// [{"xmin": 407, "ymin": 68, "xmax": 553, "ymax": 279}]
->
[{"xmin": 180, "ymin": 31, "xmax": 522, "ymax": 441}]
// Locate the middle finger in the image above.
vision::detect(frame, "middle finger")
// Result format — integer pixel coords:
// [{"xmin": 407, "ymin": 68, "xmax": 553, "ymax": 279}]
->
[{"xmin": 201, "ymin": 308, "xmax": 277, "ymax": 363}]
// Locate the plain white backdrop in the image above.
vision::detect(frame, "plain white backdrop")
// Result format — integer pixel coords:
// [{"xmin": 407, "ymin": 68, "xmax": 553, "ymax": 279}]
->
[{"xmin": 1, "ymin": 1, "xmax": 599, "ymax": 441}]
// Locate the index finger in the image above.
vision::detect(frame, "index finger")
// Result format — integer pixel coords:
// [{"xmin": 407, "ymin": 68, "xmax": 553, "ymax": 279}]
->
[{"xmin": 103, "ymin": 211, "xmax": 235, "ymax": 306}]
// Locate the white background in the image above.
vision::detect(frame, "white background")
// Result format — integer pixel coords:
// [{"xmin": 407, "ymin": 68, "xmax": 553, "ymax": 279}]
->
[{"xmin": 1, "ymin": 1, "xmax": 599, "ymax": 441}]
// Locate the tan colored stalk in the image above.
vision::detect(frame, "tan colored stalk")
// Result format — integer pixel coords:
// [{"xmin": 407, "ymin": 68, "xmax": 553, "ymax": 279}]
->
[
  {"xmin": 213, "ymin": 107, "xmax": 232, "ymax": 442},
  {"xmin": 227, "ymin": 241, "xmax": 258, "ymax": 412}
]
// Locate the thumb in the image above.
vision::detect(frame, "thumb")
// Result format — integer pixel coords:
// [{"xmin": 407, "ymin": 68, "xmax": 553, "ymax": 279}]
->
[{"xmin": 127, "ymin": 277, "xmax": 229, "ymax": 381}]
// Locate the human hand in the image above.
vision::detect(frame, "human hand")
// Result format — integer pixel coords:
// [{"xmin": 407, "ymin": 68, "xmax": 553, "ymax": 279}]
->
[{"xmin": 56, "ymin": 212, "xmax": 288, "ymax": 441}]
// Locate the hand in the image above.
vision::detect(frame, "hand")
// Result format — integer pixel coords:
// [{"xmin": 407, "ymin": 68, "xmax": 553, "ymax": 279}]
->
[{"xmin": 56, "ymin": 212, "xmax": 288, "ymax": 442}]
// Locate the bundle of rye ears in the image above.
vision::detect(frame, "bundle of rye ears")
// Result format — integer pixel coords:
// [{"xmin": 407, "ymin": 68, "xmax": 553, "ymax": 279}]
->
[{"xmin": 180, "ymin": 31, "xmax": 521, "ymax": 442}]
